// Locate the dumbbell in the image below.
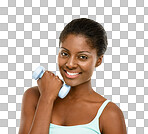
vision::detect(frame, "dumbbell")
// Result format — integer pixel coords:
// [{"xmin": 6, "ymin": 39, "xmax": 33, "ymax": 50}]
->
[{"xmin": 32, "ymin": 66, "xmax": 71, "ymax": 99}]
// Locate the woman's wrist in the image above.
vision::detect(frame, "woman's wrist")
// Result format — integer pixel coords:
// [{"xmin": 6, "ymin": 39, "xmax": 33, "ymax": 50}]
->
[{"xmin": 40, "ymin": 94, "xmax": 56, "ymax": 103}]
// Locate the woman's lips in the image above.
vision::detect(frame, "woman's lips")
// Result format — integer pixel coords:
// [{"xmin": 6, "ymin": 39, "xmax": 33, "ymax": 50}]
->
[{"xmin": 64, "ymin": 70, "xmax": 81, "ymax": 79}]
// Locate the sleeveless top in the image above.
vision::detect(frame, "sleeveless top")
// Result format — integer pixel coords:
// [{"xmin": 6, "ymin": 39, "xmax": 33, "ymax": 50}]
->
[{"xmin": 49, "ymin": 99, "xmax": 111, "ymax": 134}]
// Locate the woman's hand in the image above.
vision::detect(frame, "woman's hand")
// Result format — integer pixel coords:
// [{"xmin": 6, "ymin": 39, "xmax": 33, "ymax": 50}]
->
[{"xmin": 37, "ymin": 70, "xmax": 63, "ymax": 100}]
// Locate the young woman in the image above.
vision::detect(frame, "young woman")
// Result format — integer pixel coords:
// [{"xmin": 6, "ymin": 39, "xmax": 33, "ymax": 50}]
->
[{"xmin": 19, "ymin": 18, "xmax": 127, "ymax": 134}]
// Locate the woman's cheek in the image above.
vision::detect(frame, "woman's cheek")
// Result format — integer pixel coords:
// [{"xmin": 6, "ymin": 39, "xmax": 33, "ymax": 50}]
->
[
  {"xmin": 81, "ymin": 62, "xmax": 94, "ymax": 76},
  {"xmin": 58, "ymin": 56, "xmax": 64, "ymax": 66}
]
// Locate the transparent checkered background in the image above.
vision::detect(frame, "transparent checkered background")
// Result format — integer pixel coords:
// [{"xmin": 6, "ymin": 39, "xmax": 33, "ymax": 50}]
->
[{"xmin": 0, "ymin": 0, "xmax": 148, "ymax": 133}]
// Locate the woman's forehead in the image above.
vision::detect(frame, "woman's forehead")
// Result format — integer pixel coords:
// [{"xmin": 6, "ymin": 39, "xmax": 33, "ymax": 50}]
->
[{"xmin": 60, "ymin": 34, "xmax": 94, "ymax": 52}]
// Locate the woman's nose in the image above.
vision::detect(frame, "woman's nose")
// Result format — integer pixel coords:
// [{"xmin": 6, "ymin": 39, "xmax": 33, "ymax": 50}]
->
[{"xmin": 66, "ymin": 56, "xmax": 77, "ymax": 69}]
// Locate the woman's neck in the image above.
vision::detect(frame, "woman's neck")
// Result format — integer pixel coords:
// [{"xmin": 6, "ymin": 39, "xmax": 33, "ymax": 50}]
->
[{"xmin": 64, "ymin": 80, "xmax": 95, "ymax": 101}]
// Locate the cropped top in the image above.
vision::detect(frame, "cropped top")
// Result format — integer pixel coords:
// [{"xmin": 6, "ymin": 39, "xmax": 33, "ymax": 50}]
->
[{"xmin": 49, "ymin": 99, "xmax": 111, "ymax": 134}]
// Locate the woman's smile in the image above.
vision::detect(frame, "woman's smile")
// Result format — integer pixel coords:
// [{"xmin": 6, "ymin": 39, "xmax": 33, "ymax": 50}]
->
[{"xmin": 64, "ymin": 69, "xmax": 82, "ymax": 79}]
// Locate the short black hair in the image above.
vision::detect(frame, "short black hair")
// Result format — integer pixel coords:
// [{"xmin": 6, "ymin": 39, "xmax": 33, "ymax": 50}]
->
[{"xmin": 59, "ymin": 18, "xmax": 108, "ymax": 57}]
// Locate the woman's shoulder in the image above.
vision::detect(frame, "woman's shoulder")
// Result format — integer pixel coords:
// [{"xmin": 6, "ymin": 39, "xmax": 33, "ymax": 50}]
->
[
  {"xmin": 94, "ymin": 92, "xmax": 123, "ymax": 119},
  {"xmin": 23, "ymin": 86, "xmax": 40, "ymax": 107},
  {"xmin": 101, "ymin": 100, "xmax": 122, "ymax": 119},
  {"xmin": 24, "ymin": 86, "xmax": 40, "ymax": 95},
  {"xmin": 99, "ymin": 98, "xmax": 126, "ymax": 133},
  {"xmin": 24, "ymin": 86, "xmax": 40, "ymax": 98}
]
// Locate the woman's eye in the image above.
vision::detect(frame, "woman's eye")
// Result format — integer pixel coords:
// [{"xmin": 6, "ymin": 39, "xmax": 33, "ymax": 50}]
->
[
  {"xmin": 79, "ymin": 55, "xmax": 88, "ymax": 60},
  {"xmin": 61, "ymin": 52, "xmax": 68, "ymax": 57}
]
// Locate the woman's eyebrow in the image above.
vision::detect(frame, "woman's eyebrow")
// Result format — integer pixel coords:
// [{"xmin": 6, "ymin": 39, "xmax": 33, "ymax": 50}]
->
[
  {"xmin": 60, "ymin": 47, "xmax": 91, "ymax": 54},
  {"xmin": 60, "ymin": 47, "xmax": 69, "ymax": 52}
]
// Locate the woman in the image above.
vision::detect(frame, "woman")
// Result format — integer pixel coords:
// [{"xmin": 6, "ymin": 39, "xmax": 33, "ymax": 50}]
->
[{"xmin": 19, "ymin": 18, "xmax": 127, "ymax": 134}]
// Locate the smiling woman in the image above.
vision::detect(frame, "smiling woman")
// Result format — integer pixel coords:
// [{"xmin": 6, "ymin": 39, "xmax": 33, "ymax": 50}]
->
[{"xmin": 19, "ymin": 18, "xmax": 127, "ymax": 134}]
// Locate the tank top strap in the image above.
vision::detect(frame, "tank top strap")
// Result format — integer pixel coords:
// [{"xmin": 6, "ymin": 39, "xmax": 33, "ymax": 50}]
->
[{"xmin": 96, "ymin": 99, "xmax": 111, "ymax": 119}]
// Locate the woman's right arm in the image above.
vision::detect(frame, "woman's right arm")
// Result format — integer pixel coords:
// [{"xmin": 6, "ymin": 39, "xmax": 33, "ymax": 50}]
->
[
  {"xmin": 18, "ymin": 87, "xmax": 55, "ymax": 134},
  {"xmin": 29, "ymin": 93, "xmax": 55, "ymax": 134},
  {"xmin": 19, "ymin": 71, "xmax": 63, "ymax": 134}
]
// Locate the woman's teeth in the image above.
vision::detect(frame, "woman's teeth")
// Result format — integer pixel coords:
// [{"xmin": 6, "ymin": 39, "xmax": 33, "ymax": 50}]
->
[{"xmin": 66, "ymin": 71, "xmax": 79, "ymax": 76}]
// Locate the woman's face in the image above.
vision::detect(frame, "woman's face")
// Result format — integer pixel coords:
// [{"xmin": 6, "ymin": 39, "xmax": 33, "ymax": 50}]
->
[{"xmin": 58, "ymin": 34, "xmax": 103, "ymax": 87}]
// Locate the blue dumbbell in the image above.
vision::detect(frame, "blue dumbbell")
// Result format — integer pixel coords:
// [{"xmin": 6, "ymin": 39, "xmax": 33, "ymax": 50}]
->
[{"xmin": 32, "ymin": 66, "xmax": 71, "ymax": 99}]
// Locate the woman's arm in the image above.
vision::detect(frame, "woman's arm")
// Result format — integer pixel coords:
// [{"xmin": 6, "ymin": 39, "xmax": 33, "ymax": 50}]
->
[
  {"xmin": 18, "ymin": 87, "xmax": 55, "ymax": 134},
  {"xmin": 28, "ymin": 93, "xmax": 55, "ymax": 134},
  {"xmin": 100, "ymin": 102, "xmax": 127, "ymax": 134},
  {"xmin": 19, "ymin": 71, "xmax": 63, "ymax": 134}
]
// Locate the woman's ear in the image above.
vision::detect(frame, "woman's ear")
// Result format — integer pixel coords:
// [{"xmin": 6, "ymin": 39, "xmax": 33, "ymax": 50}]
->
[{"xmin": 95, "ymin": 55, "xmax": 104, "ymax": 67}]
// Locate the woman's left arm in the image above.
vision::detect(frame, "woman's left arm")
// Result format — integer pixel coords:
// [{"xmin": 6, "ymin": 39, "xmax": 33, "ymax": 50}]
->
[{"xmin": 101, "ymin": 102, "xmax": 127, "ymax": 134}]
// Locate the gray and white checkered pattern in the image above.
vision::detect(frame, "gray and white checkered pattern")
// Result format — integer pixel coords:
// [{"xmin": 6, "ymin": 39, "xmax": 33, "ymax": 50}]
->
[{"xmin": 0, "ymin": 0, "xmax": 148, "ymax": 133}]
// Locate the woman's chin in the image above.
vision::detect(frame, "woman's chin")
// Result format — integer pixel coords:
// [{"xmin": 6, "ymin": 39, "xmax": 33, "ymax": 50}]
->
[
  {"xmin": 64, "ymin": 80, "xmax": 79, "ymax": 87},
  {"xmin": 64, "ymin": 82, "xmax": 75, "ymax": 87}
]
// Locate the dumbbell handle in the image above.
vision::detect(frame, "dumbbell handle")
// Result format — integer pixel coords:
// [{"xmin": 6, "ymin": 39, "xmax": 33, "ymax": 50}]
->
[{"xmin": 32, "ymin": 66, "xmax": 71, "ymax": 99}]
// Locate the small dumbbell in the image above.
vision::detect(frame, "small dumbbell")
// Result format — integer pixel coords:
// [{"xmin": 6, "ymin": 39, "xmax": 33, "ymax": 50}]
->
[{"xmin": 32, "ymin": 66, "xmax": 71, "ymax": 99}]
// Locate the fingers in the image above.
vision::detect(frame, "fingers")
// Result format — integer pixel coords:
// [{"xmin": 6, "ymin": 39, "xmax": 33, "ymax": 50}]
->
[
  {"xmin": 37, "ymin": 70, "xmax": 53, "ymax": 84},
  {"xmin": 44, "ymin": 70, "xmax": 54, "ymax": 76},
  {"xmin": 38, "ymin": 70, "xmax": 62, "ymax": 82}
]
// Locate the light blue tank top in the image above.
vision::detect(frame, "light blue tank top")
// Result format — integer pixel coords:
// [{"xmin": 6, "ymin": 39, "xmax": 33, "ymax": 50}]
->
[{"xmin": 49, "ymin": 99, "xmax": 111, "ymax": 134}]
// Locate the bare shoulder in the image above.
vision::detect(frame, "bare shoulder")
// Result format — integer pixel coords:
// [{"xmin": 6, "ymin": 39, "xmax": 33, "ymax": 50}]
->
[
  {"xmin": 24, "ymin": 86, "xmax": 40, "ymax": 96},
  {"xmin": 102, "ymin": 101, "xmax": 124, "ymax": 119},
  {"xmin": 23, "ymin": 86, "xmax": 40, "ymax": 107},
  {"xmin": 100, "ymin": 101, "xmax": 127, "ymax": 134},
  {"xmin": 24, "ymin": 86, "xmax": 40, "ymax": 98}
]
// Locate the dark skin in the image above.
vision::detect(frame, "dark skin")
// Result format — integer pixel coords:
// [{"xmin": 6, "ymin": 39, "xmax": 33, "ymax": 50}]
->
[{"xmin": 19, "ymin": 34, "xmax": 127, "ymax": 134}]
